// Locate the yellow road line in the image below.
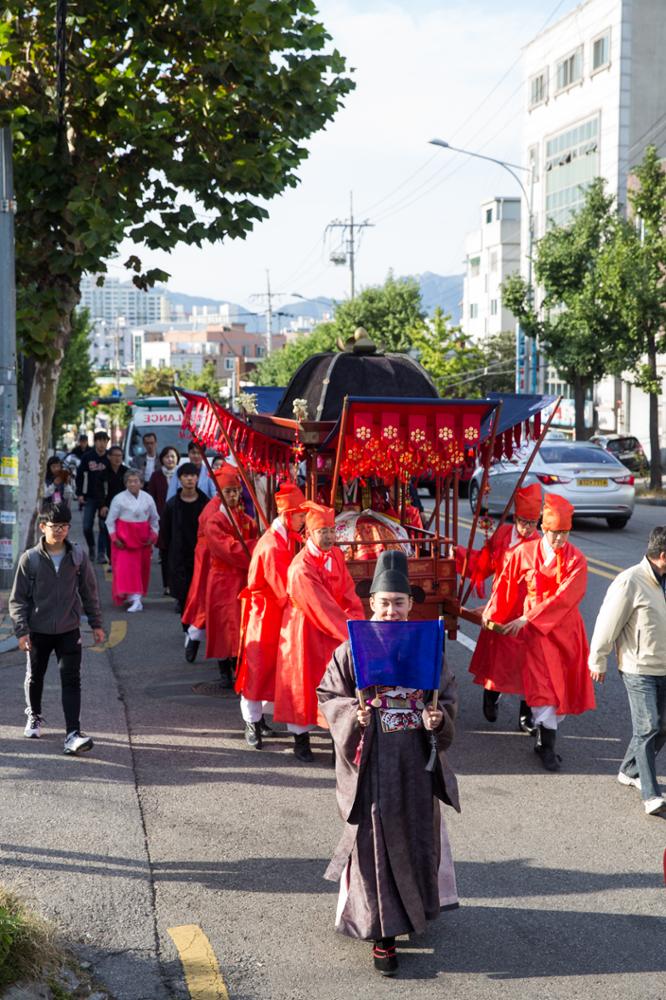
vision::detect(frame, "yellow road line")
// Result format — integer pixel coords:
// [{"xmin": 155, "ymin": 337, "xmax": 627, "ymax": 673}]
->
[
  {"xmin": 168, "ymin": 925, "xmax": 230, "ymax": 1000},
  {"xmin": 588, "ymin": 566, "xmax": 615, "ymax": 580},
  {"xmin": 91, "ymin": 619, "xmax": 127, "ymax": 653}
]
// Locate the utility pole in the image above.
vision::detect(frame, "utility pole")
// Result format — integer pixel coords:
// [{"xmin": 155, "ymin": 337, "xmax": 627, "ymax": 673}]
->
[
  {"xmin": 0, "ymin": 75, "xmax": 19, "ymax": 590},
  {"xmin": 326, "ymin": 192, "xmax": 374, "ymax": 299},
  {"xmin": 250, "ymin": 270, "xmax": 286, "ymax": 357}
]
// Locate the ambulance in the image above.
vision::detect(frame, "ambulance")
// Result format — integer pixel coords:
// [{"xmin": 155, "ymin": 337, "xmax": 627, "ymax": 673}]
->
[{"xmin": 122, "ymin": 397, "xmax": 186, "ymax": 465}]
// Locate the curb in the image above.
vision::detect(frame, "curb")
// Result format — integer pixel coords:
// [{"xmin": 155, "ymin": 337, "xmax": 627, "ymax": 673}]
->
[{"xmin": 635, "ymin": 497, "xmax": 666, "ymax": 507}]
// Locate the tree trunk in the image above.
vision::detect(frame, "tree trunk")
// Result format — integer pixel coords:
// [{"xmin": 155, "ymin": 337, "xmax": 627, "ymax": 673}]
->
[
  {"xmin": 572, "ymin": 375, "xmax": 589, "ymax": 440},
  {"xmin": 18, "ymin": 356, "xmax": 63, "ymax": 551},
  {"xmin": 646, "ymin": 340, "xmax": 663, "ymax": 490}
]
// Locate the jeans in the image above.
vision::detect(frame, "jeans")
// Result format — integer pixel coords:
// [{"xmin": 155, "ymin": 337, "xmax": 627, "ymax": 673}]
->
[
  {"xmin": 82, "ymin": 498, "xmax": 108, "ymax": 559},
  {"xmin": 620, "ymin": 673, "xmax": 666, "ymax": 801},
  {"xmin": 25, "ymin": 629, "xmax": 82, "ymax": 734}
]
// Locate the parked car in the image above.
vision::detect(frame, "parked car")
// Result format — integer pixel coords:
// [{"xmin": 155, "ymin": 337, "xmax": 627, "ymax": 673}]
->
[
  {"xmin": 469, "ymin": 440, "xmax": 635, "ymax": 529},
  {"xmin": 588, "ymin": 434, "xmax": 648, "ymax": 475}
]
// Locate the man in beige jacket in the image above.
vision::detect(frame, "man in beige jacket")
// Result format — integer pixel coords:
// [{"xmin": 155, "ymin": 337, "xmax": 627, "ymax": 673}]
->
[{"xmin": 588, "ymin": 526, "xmax": 666, "ymax": 816}]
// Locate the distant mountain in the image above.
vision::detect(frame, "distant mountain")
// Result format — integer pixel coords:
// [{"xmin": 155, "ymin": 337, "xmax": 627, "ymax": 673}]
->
[
  {"xmin": 160, "ymin": 289, "xmax": 225, "ymax": 311},
  {"xmin": 412, "ymin": 272, "xmax": 464, "ymax": 324},
  {"xmin": 161, "ymin": 272, "xmax": 463, "ymax": 330}
]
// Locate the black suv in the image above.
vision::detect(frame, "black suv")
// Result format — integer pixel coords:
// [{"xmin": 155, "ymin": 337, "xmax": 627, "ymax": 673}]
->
[{"xmin": 589, "ymin": 435, "xmax": 648, "ymax": 474}]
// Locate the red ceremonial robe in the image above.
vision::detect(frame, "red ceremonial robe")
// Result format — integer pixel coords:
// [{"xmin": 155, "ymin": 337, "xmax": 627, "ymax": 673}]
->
[
  {"xmin": 204, "ymin": 506, "xmax": 257, "ymax": 660},
  {"xmin": 467, "ymin": 523, "xmax": 539, "ymax": 694},
  {"xmin": 485, "ymin": 538, "xmax": 595, "ymax": 715},
  {"xmin": 181, "ymin": 499, "xmax": 218, "ymax": 629},
  {"xmin": 235, "ymin": 522, "xmax": 300, "ymax": 702},
  {"xmin": 274, "ymin": 544, "xmax": 364, "ymax": 727}
]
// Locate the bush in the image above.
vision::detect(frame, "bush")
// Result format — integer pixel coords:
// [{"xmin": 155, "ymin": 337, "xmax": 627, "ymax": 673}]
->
[{"xmin": 0, "ymin": 887, "xmax": 62, "ymax": 989}]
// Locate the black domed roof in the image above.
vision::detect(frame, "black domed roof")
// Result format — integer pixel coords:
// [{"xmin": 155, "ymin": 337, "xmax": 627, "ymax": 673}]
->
[{"xmin": 275, "ymin": 350, "xmax": 438, "ymax": 421}]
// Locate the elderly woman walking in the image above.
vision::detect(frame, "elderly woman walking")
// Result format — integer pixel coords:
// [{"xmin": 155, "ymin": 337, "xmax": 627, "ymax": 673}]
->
[{"xmin": 106, "ymin": 469, "xmax": 160, "ymax": 613}]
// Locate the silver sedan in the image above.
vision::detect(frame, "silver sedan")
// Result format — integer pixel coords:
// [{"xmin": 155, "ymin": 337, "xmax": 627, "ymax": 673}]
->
[{"xmin": 469, "ymin": 440, "xmax": 636, "ymax": 529}]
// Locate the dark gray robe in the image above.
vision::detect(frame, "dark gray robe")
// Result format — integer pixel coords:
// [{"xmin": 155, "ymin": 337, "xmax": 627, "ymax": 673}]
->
[{"xmin": 317, "ymin": 641, "xmax": 460, "ymax": 941}]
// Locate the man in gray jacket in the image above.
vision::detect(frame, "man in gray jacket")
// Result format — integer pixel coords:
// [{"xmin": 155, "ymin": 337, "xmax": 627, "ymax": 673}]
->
[
  {"xmin": 588, "ymin": 526, "xmax": 666, "ymax": 816},
  {"xmin": 9, "ymin": 502, "xmax": 105, "ymax": 755}
]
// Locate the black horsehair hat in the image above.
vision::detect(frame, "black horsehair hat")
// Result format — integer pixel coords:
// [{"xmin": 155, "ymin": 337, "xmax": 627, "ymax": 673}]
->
[
  {"xmin": 371, "ymin": 550, "xmax": 410, "ymax": 595},
  {"xmin": 356, "ymin": 549, "xmax": 425, "ymax": 603}
]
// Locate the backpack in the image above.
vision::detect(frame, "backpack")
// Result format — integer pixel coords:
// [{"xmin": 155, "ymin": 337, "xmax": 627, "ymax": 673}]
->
[{"xmin": 26, "ymin": 543, "xmax": 84, "ymax": 596}]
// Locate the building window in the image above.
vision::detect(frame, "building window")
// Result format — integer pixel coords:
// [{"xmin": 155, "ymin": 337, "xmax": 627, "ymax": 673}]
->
[
  {"xmin": 528, "ymin": 144, "xmax": 540, "ymax": 184},
  {"xmin": 529, "ymin": 70, "xmax": 547, "ymax": 109},
  {"xmin": 490, "ymin": 251, "xmax": 498, "ymax": 272},
  {"xmin": 469, "ymin": 256, "xmax": 481, "ymax": 278},
  {"xmin": 545, "ymin": 116, "xmax": 599, "ymax": 227},
  {"xmin": 490, "ymin": 299, "xmax": 498, "ymax": 316},
  {"xmin": 224, "ymin": 357, "xmax": 235, "ymax": 371},
  {"xmin": 555, "ymin": 46, "xmax": 583, "ymax": 92},
  {"xmin": 485, "ymin": 208, "xmax": 493, "ymax": 224},
  {"xmin": 592, "ymin": 30, "xmax": 610, "ymax": 72},
  {"xmin": 469, "ymin": 304, "xmax": 478, "ymax": 319},
  {"xmin": 255, "ymin": 346, "xmax": 265, "ymax": 358}
]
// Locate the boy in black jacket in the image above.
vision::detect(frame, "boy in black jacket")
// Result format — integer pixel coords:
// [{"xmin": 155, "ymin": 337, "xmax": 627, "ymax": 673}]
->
[
  {"xmin": 75, "ymin": 429, "xmax": 110, "ymax": 563},
  {"xmin": 9, "ymin": 503, "xmax": 105, "ymax": 754}
]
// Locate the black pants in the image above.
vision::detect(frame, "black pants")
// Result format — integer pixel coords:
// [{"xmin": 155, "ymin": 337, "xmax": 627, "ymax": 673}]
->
[{"xmin": 25, "ymin": 629, "xmax": 82, "ymax": 734}]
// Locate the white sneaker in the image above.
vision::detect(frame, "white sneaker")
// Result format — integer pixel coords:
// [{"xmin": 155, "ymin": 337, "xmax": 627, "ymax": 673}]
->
[
  {"xmin": 644, "ymin": 797, "xmax": 666, "ymax": 816},
  {"xmin": 24, "ymin": 713, "xmax": 44, "ymax": 738},
  {"xmin": 63, "ymin": 731, "xmax": 94, "ymax": 755},
  {"xmin": 127, "ymin": 599, "xmax": 143, "ymax": 613},
  {"xmin": 617, "ymin": 771, "xmax": 641, "ymax": 791}
]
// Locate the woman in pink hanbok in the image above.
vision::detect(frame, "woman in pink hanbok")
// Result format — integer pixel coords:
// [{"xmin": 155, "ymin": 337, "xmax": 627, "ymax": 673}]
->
[{"xmin": 106, "ymin": 469, "xmax": 159, "ymax": 612}]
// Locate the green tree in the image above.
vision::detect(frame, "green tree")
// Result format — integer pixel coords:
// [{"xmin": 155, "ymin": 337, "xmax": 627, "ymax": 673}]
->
[
  {"xmin": 250, "ymin": 324, "xmax": 338, "ymax": 387},
  {"xmin": 409, "ymin": 308, "xmax": 485, "ymax": 395},
  {"xmin": 503, "ymin": 180, "xmax": 634, "ymax": 439},
  {"xmin": 252, "ymin": 273, "xmax": 428, "ymax": 387},
  {"xmin": 0, "ymin": 1, "xmax": 353, "ymax": 546},
  {"xmin": 330, "ymin": 273, "xmax": 425, "ymax": 351},
  {"xmin": 132, "ymin": 361, "xmax": 220, "ymax": 398},
  {"xmin": 51, "ymin": 309, "xmax": 96, "ymax": 441},
  {"xmin": 594, "ymin": 147, "xmax": 666, "ymax": 488}
]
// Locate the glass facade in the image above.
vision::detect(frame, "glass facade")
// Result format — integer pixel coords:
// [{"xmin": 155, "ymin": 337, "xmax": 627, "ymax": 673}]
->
[{"xmin": 544, "ymin": 116, "xmax": 599, "ymax": 227}]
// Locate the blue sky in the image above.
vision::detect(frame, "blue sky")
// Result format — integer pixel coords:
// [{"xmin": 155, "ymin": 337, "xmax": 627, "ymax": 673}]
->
[{"xmin": 114, "ymin": 0, "xmax": 583, "ymax": 309}]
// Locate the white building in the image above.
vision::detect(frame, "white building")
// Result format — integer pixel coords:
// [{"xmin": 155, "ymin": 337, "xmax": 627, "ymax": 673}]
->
[
  {"xmin": 522, "ymin": 0, "xmax": 666, "ymax": 442},
  {"xmin": 80, "ymin": 275, "xmax": 171, "ymax": 327},
  {"xmin": 462, "ymin": 196, "xmax": 521, "ymax": 340}
]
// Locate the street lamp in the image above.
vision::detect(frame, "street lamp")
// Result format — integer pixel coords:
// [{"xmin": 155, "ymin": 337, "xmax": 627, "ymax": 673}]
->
[{"xmin": 429, "ymin": 138, "xmax": 537, "ymax": 394}]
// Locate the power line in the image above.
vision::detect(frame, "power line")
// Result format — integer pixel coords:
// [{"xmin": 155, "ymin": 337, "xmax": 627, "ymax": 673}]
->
[{"xmin": 326, "ymin": 192, "xmax": 374, "ymax": 299}]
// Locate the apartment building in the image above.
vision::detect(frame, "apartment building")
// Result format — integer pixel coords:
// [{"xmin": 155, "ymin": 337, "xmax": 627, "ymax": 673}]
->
[
  {"xmin": 522, "ymin": 0, "xmax": 666, "ymax": 439},
  {"xmin": 462, "ymin": 196, "xmax": 521, "ymax": 340}
]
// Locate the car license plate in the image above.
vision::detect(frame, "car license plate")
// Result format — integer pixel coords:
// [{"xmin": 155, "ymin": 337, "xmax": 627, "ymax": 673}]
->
[{"xmin": 577, "ymin": 478, "xmax": 608, "ymax": 487}]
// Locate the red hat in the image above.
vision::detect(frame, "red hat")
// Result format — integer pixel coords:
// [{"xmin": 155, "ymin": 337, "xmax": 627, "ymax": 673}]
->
[
  {"xmin": 541, "ymin": 493, "xmax": 573, "ymax": 531},
  {"xmin": 302, "ymin": 501, "xmax": 335, "ymax": 531},
  {"xmin": 275, "ymin": 483, "xmax": 306, "ymax": 514},
  {"xmin": 514, "ymin": 483, "xmax": 543, "ymax": 520},
  {"xmin": 214, "ymin": 463, "xmax": 241, "ymax": 489}
]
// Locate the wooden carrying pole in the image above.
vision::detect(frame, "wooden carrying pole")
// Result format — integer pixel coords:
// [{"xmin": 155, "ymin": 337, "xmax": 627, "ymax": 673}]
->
[
  {"xmin": 495, "ymin": 395, "xmax": 563, "ymax": 530},
  {"xmin": 206, "ymin": 393, "xmax": 271, "ymax": 532},
  {"xmin": 460, "ymin": 395, "xmax": 563, "ymax": 607},
  {"xmin": 172, "ymin": 387, "xmax": 250, "ymax": 558},
  {"xmin": 457, "ymin": 402, "xmax": 503, "ymax": 601},
  {"xmin": 329, "ymin": 395, "xmax": 351, "ymax": 509}
]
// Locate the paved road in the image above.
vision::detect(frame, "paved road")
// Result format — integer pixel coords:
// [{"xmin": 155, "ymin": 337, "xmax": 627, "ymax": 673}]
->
[{"xmin": 1, "ymin": 504, "xmax": 665, "ymax": 1000}]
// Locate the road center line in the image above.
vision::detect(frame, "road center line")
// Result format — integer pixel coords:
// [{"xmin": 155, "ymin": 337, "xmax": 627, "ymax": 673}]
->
[
  {"xmin": 456, "ymin": 631, "xmax": 477, "ymax": 652},
  {"xmin": 168, "ymin": 924, "xmax": 230, "ymax": 1000}
]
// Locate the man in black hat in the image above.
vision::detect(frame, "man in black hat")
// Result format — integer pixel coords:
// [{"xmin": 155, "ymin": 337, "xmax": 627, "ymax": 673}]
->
[
  {"xmin": 317, "ymin": 550, "xmax": 460, "ymax": 977},
  {"xmin": 9, "ymin": 502, "xmax": 105, "ymax": 755}
]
